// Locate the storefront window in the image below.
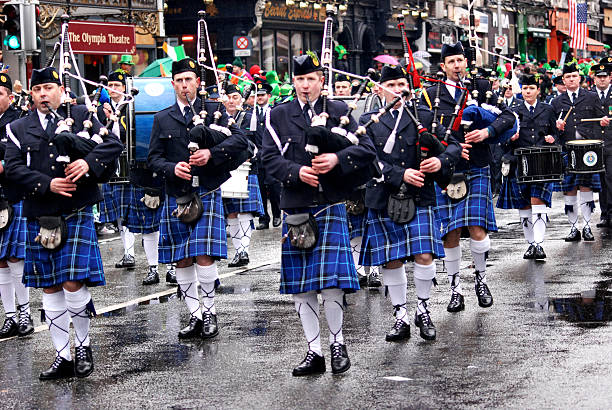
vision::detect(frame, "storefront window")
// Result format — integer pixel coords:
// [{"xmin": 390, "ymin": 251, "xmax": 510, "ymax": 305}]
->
[
  {"xmin": 291, "ymin": 32, "xmax": 303, "ymax": 58},
  {"xmin": 251, "ymin": 35, "xmax": 261, "ymax": 68},
  {"xmin": 262, "ymin": 30, "xmax": 275, "ymax": 72},
  {"xmin": 310, "ymin": 32, "xmax": 322, "ymax": 53},
  {"xmin": 277, "ymin": 30, "xmax": 290, "ymax": 81}
]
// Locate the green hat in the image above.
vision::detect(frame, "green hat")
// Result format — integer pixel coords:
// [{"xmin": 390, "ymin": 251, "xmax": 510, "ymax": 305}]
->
[
  {"xmin": 232, "ymin": 57, "xmax": 243, "ymax": 68},
  {"xmin": 335, "ymin": 44, "xmax": 348, "ymax": 60},
  {"xmin": 280, "ymin": 83, "xmax": 293, "ymax": 96},
  {"xmin": 266, "ymin": 70, "xmax": 280, "ymax": 84},
  {"xmin": 119, "ymin": 55, "xmax": 135, "ymax": 65}
]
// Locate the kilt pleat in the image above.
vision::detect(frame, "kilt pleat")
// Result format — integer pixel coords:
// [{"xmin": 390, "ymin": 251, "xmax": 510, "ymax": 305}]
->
[
  {"xmin": 124, "ymin": 186, "xmax": 162, "ymax": 234},
  {"xmin": 280, "ymin": 203, "xmax": 359, "ymax": 294},
  {"xmin": 159, "ymin": 187, "xmax": 227, "ymax": 264},
  {"xmin": 434, "ymin": 166, "xmax": 497, "ymax": 237},
  {"xmin": 359, "ymin": 207, "xmax": 444, "ymax": 267},
  {"xmin": 223, "ymin": 174, "xmax": 265, "ymax": 216},
  {"xmin": 553, "ymin": 173, "xmax": 601, "ymax": 192},
  {"xmin": 0, "ymin": 201, "xmax": 26, "ymax": 260},
  {"xmin": 98, "ymin": 183, "xmax": 130, "ymax": 223},
  {"xmin": 23, "ymin": 207, "xmax": 105, "ymax": 288},
  {"xmin": 348, "ymin": 211, "xmax": 366, "ymax": 239},
  {"xmin": 497, "ymin": 176, "xmax": 554, "ymax": 209}
]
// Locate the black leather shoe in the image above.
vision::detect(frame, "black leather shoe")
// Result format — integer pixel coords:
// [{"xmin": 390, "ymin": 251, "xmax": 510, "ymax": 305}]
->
[
  {"xmin": 201, "ymin": 312, "xmax": 219, "ymax": 339},
  {"xmin": 74, "ymin": 346, "xmax": 94, "ymax": 378},
  {"xmin": 178, "ymin": 316, "xmax": 203, "ymax": 339},
  {"xmin": 367, "ymin": 271, "xmax": 382, "ymax": 288},
  {"xmin": 272, "ymin": 217, "xmax": 282, "ymax": 227},
  {"xmin": 447, "ymin": 291, "xmax": 465, "ymax": 313},
  {"xmin": 330, "ymin": 343, "xmax": 351, "ymax": 374},
  {"xmin": 39, "ymin": 356, "xmax": 75, "ymax": 380},
  {"xmin": 142, "ymin": 266, "xmax": 160, "ymax": 285},
  {"xmin": 583, "ymin": 226, "xmax": 595, "ymax": 241},
  {"xmin": 166, "ymin": 265, "xmax": 177, "ymax": 284},
  {"xmin": 523, "ymin": 244, "xmax": 536, "ymax": 260},
  {"xmin": 596, "ymin": 218, "xmax": 610, "ymax": 228},
  {"xmin": 17, "ymin": 313, "xmax": 34, "ymax": 337},
  {"xmin": 256, "ymin": 222, "xmax": 269, "ymax": 230},
  {"xmin": 292, "ymin": 350, "xmax": 326, "ymax": 376},
  {"xmin": 414, "ymin": 311, "xmax": 436, "ymax": 341},
  {"xmin": 475, "ymin": 274, "xmax": 493, "ymax": 308},
  {"xmin": 565, "ymin": 227, "xmax": 581, "ymax": 242},
  {"xmin": 358, "ymin": 274, "xmax": 368, "ymax": 286},
  {"xmin": 0, "ymin": 317, "xmax": 18, "ymax": 339},
  {"xmin": 115, "ymin": 254, "xmax": 135, "ymax": 269},
  {"xmin": 228, "ymin": 251, "xmax": 249, "ymax": 268},
  {"xmin": 385, "ymin": 320, "xmax": 410, "ymax": 341},
  {"xmin": 533, "ymin": 245, "xmax": 546, "ymax": 259}
]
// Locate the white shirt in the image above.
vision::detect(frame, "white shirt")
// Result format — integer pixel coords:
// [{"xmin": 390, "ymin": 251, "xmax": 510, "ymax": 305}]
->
[
  {"xmin": 567, "ymin": 88, "xmax": 580, "ymax": 104},
  {"xmin": 524, "ymin": 101, "xmax": 537, "ymax": 112},
  {"xmin": 445, "ymin": 79, "xmax": 459, "ymax": 100},
  {"xmin": 176, "ymin": 98, "xmax": 196, "ymax": 117},
  {"xmin": 597, "ymin": 86, "xmax": 610, "ymax": 101},
  {"xmin": 37, "ymin": 109, "xmax": 50, "ymax": 130}
]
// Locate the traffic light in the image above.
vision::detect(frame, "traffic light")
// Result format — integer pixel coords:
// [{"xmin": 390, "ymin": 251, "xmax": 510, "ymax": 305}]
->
[{"xmin": 2, "ymin": 3, "xmax": 21, "ymax": 50}]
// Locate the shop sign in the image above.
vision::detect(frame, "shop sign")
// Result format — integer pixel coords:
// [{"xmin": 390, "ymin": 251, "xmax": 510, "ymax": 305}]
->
[
  {"xmin": 492, "ymin": 13, "xmax": 510, "ymax": 29},
  {"xmin": 454, "ymin": 8, "xmax": 489, "ymax": 33},
  {"xmin": 605, "ymin": 9, "xmax": 612, "ymax": 28},
  {"xmin": 427, "ymin": 28, "xmax": 456, "ymax": 52},
  {"xmin": 263, "ymin": 1, "xmax": 325, "ymax": 23},
  {"xmin": 526, "ymin": 14, "xmax": 548, "ymax": 30},
  {"xmin": 68, "ymin": 21, "xmax": 136, "ymax": 55},
  {"xmin": 42, "ymin": 0, "xmax": 157, "ymax": 10}
]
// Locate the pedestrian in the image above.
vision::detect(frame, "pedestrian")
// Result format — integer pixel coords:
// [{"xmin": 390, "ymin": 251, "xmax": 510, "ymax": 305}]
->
[
  {"xmin": 0, "ymin": 73, "xmax": 33, "ymax": 339},
  {"xmin": 4, "ymin": 66, "xmax": 123, "ymax": 379},
  {"xmin": 147, "ymin": 58, "xmax": 249, "ymax": 341},
  {"xmin": 262, "ymin": 52, "xmax": 376, "ymax": 376}
]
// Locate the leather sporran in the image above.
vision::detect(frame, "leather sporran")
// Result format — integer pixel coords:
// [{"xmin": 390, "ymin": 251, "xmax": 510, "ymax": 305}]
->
[
  {"xmin": 35, "ymin": 216, "xmax": 68, "ymax": 251},
  {"xmin": 172, "ymin": 193, "xmax": 203, "ymax": 224},
  {"xmin": 0, "ymin": 200, "xmax": 14, "ymax": 232},
  {"xmin": 387, "ymin": 184, "xmax": 416, "ymax": 224},
  {"xmin": 284, "ymin": 213, "xmax": 319, "ymax": 250},
  {"xmin": 345, "ymin": 189, "xmax": 366, "ymax": 216},
  {"xmin": 445, "ymin": 173, "xmax": 469, "ymax": 201}
]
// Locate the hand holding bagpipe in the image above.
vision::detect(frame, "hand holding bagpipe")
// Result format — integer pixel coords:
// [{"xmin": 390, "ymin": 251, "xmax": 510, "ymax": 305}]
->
[{"xmin": 185, "ymin": 90, "xmax": 230, "ymax": 157}]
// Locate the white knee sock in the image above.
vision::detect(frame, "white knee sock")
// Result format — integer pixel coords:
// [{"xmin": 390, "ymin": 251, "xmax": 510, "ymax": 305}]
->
[
  {"xmin": 381, "ymin": 266, "xmax": 409, "ymax": 324},
  {"xmin": 580, "ymin": 191, "xmax": 594, "ymax": 227},
  {"xmin": 531, "ymin": 205, "xmax": 547, "ymax": 246},
  {"xmin": 443, "ymin": 246, "xmax": 462, "ymax": 295},
  {"xmin": 0, "ymin": 267, "xmax": 15, "ymax": 319},
  {"xmin": 293, "ymin": 291, "xmax": 321, "ymax": 355},
  {"xmin": 470, "ymin": 236, "xmax": 490, "ymax": 282},
  {"xmin": 519, "ymin": 208, "xmax": 534, "ymax": 245},
  {"xmin": 564, "ymin": 195, "xmax": 579, "ymax": 228},
  {"xmin": 64, "ymin": 286, "xmax": 92, "ymax": 348},
  {"xmin": 142, "ymin": 232, "xmax": 159, "ymax": 266},
  {"xmin": 118, "ymin": 220, "xmax": 135, "ymax": 257},
  {"xmin": 175, "ymin": 265, "xmax": 202, "ymax": 320},
  {"xmin": 350, "ymin": 236, "xmax": 366, "ymax": 277},
  {"xmin": 237, "ymin": 213, "xmax": 253, "ymax": 254},
  {"xmin": 227, "ymin": 218, "xmax": 241, "ymax": 253},
  {"xmin": 321, "ymin": 288, "xmax": 345, "ymax": 345},
  {"xmin": 42, "ymin": 291, "xmax": 71, "ymax": 360},
  {"xmin": 414, "ymin": 262, "xmax": 436, "ymax": 315},
  {"xmin": 196, "ymin": 263, "xmax": 218, "ymax": 315},
  {"xmin": 7, "ymin": 261, "xmax": 28, "ymax": 317}
]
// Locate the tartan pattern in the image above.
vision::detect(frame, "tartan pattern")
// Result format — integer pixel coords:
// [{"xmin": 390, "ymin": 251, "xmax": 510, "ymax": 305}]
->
[
  {"xmin": 497, "ymin": 176, "xmax": 554, "ymax": 209},
  {"xmin": 348, "ymin": 211, "xmax": 366, "ymax": 239},
  {"xmin": 434, "ymin": 166, "xmax": 498, "ymax": 236},
  {"xmin": 223, "ymin": 174, "xmax": 265, "ymax": 216},
  {"xmin": 359, "ymin": 206, "xmax": 444, "ymax": 267},
  {"xmin": 23, "ymin": 207, "xmax": 105, "ymax": 288},
  {"xmin": 553, "ymin": 172, "xmax": 601, "ymax": 192},
  {"xmin": 159, "ymin": 187, "xmax": 227, "ymax": 264},
  {"xmin": 98, "ymin": 183, "xmax": 130, "ymax": 223},
  {"xmin": 124, "ymin": 185, "xmax": 162, "ymax": 234},
  {"xmin": 280, "ymin": 203, "xmax": 359, "ymax": 294},
  {"xmin": 0, "ymin": 201, "xmax": 26, "ymax": 260}
]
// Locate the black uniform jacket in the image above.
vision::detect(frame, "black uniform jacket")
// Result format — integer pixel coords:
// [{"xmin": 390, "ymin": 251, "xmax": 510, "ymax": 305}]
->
[
  {"xmin": 360, "ymin": 105, "xmax": 461, "ymax": 210},
  {"xmin": 0, "ymin": 106, "xmax": 23, "ymax": 203},
  {"xmin": 594, "ymin": 87, "xmax": 612, "ymax": 150},
  {"xmin": 422, "ymin": 77, "xmax": 515, "ymax": 171},
  {"xmin": 551, "ymin": 89, "xmax": 606, "ymax": 144},
  {"xmin": 4, "ymin": 104, "xmax": 124, "ymax": 218},
  {"xmin": 147, "ymin": 99, "xmax": 249, "ymax": 198},
  {"xmin": 510, "ymin": 101, "xmax": 559, "ymax": 149},
  {"xmin": 262, "ymin": 97, "xmax": 376, "ymax": 209}
]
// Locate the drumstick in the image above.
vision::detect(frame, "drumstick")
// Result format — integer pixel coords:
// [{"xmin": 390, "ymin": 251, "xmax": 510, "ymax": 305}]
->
[
  {"xmin": 580, "ymin": 118, "xmax": 606, "ymax": 122},
  {"xmin": 562, "ymin": 107, "xmax": 573, "ymax": 123}
]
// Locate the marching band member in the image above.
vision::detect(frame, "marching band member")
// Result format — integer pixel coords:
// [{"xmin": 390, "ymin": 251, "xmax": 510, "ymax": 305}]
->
[
  {"xmin": 592, "ymin": 63, "xmax": 612, "ymax": 229},
  {"xmin": 497, "ymin": 74, "xmax": 558, "ymax": 259},
  {"xmin": 360, "ymin": 65, "xmax": 460, "ymax": 341},
  {"xmin": 551, "ymin": 62, "xmax": 609, "ymax": 242},
  {"xmin": 5, "ymin": 67, "xmax": 123, "ymax": 379},
  {"xmin": 147, "ymin": 58, "xmax": 249, "ymax": 340},
  {"xmin": 263, "ymin": 53, "xmax": 376, "ymax": 376},
  {"xmin": 334, "ymin": 74, "xmax": 352, "ymax": 97},
  {"xmin": 223, "ymin": 83, "xmax": 264, "ymax": 267},
  {"xmin": 424, "ymin": 42, "xmax": 515, "ymax": 313},
  {"xmin": 0, "ymin": 73, "xmax": 33, "ymax": 339}
]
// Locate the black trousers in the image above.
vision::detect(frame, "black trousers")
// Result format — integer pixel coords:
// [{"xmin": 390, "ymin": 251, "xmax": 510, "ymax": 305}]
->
[{"xmin": 258, "ymin": 177, "xmax": 281, "ymax": 224}]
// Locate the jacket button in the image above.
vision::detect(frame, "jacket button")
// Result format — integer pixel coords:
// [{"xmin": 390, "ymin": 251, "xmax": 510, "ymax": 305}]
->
[
  {"xmin": 51, "ymin": 166, "xmax": 55, "ymax": 170},
  {"xmin": 49, "ymin": 154, "xmax": 54, "ymax": 158}
]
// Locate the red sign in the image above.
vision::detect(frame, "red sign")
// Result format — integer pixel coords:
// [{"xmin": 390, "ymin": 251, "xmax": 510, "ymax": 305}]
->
[
  {"xmin": 236, "ymin": 37, "xmax": 249, "ymax": 49},
  {"xmin": 68, "ymin": 20, "xmax": 136, "ymax": 55}
]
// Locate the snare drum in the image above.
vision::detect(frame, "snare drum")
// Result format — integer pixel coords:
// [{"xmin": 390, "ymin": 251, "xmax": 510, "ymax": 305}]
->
[
  {"xmin": 514, "ymin": 145, "xmax": 563, "ymax": 183},
  {"xmin": 109, "ymin": 150, "xmax": 130, "ymax": 184},
  {"xmin": 221, "ymin": 162, "xmax": 251, "ymax": 199},
  {"xmin": 565, "ymin": 139, "xmax": 605, "ymax": 174}
]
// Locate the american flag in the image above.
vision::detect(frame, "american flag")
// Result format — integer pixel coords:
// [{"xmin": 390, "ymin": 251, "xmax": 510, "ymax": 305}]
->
[{"xmin": 569, "ymin": 0, "xmax": 588, "ymax": 50}]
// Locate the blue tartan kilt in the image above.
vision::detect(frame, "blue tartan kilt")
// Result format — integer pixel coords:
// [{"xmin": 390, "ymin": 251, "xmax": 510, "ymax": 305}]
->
[
  {"xmin": 553, "ymin": 173, "xmax": 602, "ymax": 192},
  {"xmin": 359, "ymin": 206, "xmax": 444, "ymax": 267},
  {"xmin": 280, "ymin": 203, "xmax": 359, "ymax": 295},
  {"xmin": 0, "ymin": 201, "xmax": 26, "ymax": 260},
  {"xmin": 124, "ymin": 185, "xmax": 162, "ymax": 234},
  {"xmin": 347, "ymin": 211, "xmax": 366, "ymax": 239},
  {"xmin": 159, "ymin": 187, "xmax": 227, "ymax": 264},
  {"xmin": 98, "ymin": 183, "xmax": 130, "ymax": 223},
  {"xmin": 23, "ymin": 207, "xmax": 105, "ymax": 288},
  {"xmin": 497, "ymin": 175, "xmax": 554, "ymax": 209},
  {"xmin": 223, "ymin": 174, "xmax": 265, "ymax": 216},
  {"xmin": 434, "ymin": 166, "xmax": 497, "ymax": 237}
]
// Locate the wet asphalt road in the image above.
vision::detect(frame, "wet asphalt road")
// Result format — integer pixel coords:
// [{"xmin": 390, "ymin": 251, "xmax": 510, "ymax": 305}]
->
[{"xmin": 2, "ymin": 192, "xmax": 612, "ymax": 409}]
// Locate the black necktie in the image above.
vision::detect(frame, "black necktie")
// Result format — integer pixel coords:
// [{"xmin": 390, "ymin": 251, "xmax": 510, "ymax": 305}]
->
[
  {"xmin": 601, "ymin": 91, "xmax": 606, "ymax": 101},
  {"xmin": 392, "ymin": 109, "xmax": 399, "ymax": 121},
  {"xmin": 572, "ymin": 92, "xmax": 577, "ymax": 104},
  {"xmin": 529, "ymin": 106, "xmax": 534, "ymax": 115},
  {"xmin": 183, "ymin": 105, "xmax": 192, "ymax": 125},
  {"xmin": 302, "ymin": 104, "xmax": 311, "ymax": 124},
  {"xmin": 454, "ymin": 86, "xmax": 461, "ymax": 103},
  {"xmin": 45, "ymin": 114, "xmax": 55, "ymax": 138}
]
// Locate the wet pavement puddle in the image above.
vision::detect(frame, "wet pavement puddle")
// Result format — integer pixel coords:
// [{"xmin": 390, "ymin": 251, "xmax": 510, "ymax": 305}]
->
[
  {"xmin": 547, "ymin": 290, "xmax": 612, "ymax": 328},
  {"xmin": 102, "ymin": 293, "xmax": 177, "ymax": 317}
]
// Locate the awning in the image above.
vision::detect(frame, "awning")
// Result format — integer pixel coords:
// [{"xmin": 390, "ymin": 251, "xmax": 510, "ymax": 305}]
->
[{"xmin": 558, "ymin": 30, "xmax": 606, "ymax": 52}]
